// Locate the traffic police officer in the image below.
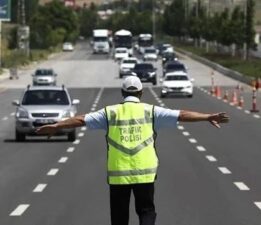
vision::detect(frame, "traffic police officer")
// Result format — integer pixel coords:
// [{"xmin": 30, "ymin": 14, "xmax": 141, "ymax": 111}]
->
[{"xmin": 37, "ymin": 76, "xmax": 229, "ymax": 225}]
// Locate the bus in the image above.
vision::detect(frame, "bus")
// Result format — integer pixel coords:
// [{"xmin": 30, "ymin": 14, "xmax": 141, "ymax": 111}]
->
[
  {"xmin": 114, "ymin": 29, "xmax": 133, "ymax": 56},
  {"xmin": 138, "ymin": 33, "xmax": 153, "ymax": 54}
]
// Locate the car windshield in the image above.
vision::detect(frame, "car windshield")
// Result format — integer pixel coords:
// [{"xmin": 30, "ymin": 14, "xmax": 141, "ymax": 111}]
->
[
  {"xmin": 116, "ymin": 49, "xmax": 127, "ymax": 53},
  {"xmin": 123, "ymin": 60, "xmax": 137, "ymax": 64},
  {"xmin": 135, "ymin": 64, "xmax": 153, "ymax": 70},
  {"xmin": 35, "ymin": 70, "xmax": 53, "ymax": 76},
  {"xmin": 165, "ymin": 75, "xmax": 188, "ymax": 81},
  {"xmin": 22, "ymin": 90, "xmax": 69, "ymax": 105},
  {"xmin": 145, "ymin": 49, "xmax": 156, "ymax": 53},
  {"xmin": 166, "ymin": 64, "xmax": 185, "ymax": 71}
]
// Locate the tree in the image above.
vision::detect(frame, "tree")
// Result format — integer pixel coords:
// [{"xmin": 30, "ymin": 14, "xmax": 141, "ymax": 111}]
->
[{"xmin": 245, "ymin": 0, "xmax": 255, "ymax": 59}]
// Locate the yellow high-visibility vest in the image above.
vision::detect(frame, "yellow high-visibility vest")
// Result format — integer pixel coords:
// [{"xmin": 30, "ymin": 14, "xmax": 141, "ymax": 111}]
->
[{"xmin": 105, "ymin": 102, "xmax": 158, "ymax": 185}]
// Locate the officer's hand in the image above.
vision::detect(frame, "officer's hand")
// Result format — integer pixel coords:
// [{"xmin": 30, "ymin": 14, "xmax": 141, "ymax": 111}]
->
[
  {"xmin": 36, "ymin": 124, "xmax": 58, "ymax": 139},
  {"xmin": 208, "ymin": 112, "xmax": 229, "ymax": 128}
]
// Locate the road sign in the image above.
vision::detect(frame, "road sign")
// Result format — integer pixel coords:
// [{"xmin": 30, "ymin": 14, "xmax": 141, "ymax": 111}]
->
[{"xmin": 0, "ymin": 0, "xmax": 11, "ymax": 21}]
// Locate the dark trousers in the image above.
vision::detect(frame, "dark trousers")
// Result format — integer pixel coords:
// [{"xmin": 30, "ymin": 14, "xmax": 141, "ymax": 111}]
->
[{"xmin": 110, "ymin": 183, "xmax": 156, "ymax": 225}]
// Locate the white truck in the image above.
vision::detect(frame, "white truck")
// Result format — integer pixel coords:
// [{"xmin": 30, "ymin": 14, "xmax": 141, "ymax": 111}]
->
[{"xmin": 92, "ymin": 29, "xmax": 110, "ymax": 54}]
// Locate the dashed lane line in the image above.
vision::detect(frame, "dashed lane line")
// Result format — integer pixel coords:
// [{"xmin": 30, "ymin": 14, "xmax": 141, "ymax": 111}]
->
[
  {"xmin": 206, "ymin": 155, "xmax": 217, "ymax": 162},
  {"xmin": 73, "ymin": 139, "xmax": 80, "ymax": 145},
  {"xmin": 58, "ymin": 157, "xmax": 68, "ymax": 163},
  {"xmin": 177, "ymin": 125, "xmax": 184, "ymax": 130},
  {"xmin": 10, "ymin": 112, "xmax": 15, "ymax": 116},
  {"xmin": 78, "ymin": 132, "xmax": 84, "ymax": 137},
  {"xmin": 254, "ymin": 202, "xmax": 261, "ymax": 210},
  {"xmin": 182, "ymin": 131, "xmax": 190, "ymax": 136},
  {"xmin": 33, "ymin": 184, "xmax": 47, "ymax": 193},
  {"xmin": 47, "ymin": 168, "xmax": 59, "ymax": 176},
  {"xmin": 244, "ymin": 110, "xmax": 250, "ymax": 114},
  {"xmin": 234, "ymin": 182, "xmax": 250, "ymax": 191},
  {"xmin": 67, "ymin": 147, "xmax": 75, "ymax": 152},
  {"xmin": 2, "ymin": 116, "xmax": 8, "ymax": 121},
  {"xmin": 254, "ymin": 114, "xmax": 260, "ymax": 119},
  {"xmin": 10, "ymin": 204, "xmax": 30, "ymax": 216},
  {"xmin": 81, "ymin": 127, "xmax": 87, "ymax": 131},
  {"xmin": 188, "ymin": 138, "xmax": 197, "ymax": 143},
  {"xmin": 196, "ymin": 146, "xmax": 206, "ymax": 152},
  {"xmin": 218, "ymin": 167, "xmax": 232, "ymax": 174}
]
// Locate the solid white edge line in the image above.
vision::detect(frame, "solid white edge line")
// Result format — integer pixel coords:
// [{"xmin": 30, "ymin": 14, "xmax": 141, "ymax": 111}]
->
[
  {"xmin": 33, "ymin": 184, "xmax": 47, "ymax": 192},
  {"xmin": 218, "ymin": 167, "xmax": 232, "ymax": 174},
  {"xmin": 67, "ymin": 147, "xmax": 75, "ymax": 152},
  {"xmin": 197, "ymin": 146, "xmax": 206, "ymax": 152},
  {"xmin": 47, "ymin": 168, "xmax": 59, "ymax": 176},
  {"xmin": 58, "ymin": 157, "xmax": 68, "ymax": 163},
  {"xmin": 254, "ymin": 202, "xmax": 261, "ymax": 210},
  {"xmin": 234, "ymin": 182, "xmax": 250, "ymax": 191},
  {"xmin": 10, "ymin": 204, "xmax": 30, "ymax": 216},
  {"xmin": 189, "ymin": 138, "xmax": 197, "ymax": 143},
  {"xmin": 206, "ymin": 155, "xmax": 217, "ymax": 162}
]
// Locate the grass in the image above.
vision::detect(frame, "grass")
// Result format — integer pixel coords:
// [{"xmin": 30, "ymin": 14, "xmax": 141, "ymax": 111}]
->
[{"xmin": 174, "ymin": 42, "xmax": 261, "ymax": 79}]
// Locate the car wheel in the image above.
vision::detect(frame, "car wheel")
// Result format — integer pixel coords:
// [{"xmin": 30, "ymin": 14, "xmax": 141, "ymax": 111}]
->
[
  {"xmin": 152, "ymin": 79, "xmax": 157, "ymax": 85},
  {"xmin": 16, "ymin": 130, "xmax": 26, "ymax": 142},
  {"xmin": 188, "ymin": 94, "xmax": 193, "ymax": 98},
  {"xmin": 119, "ymin": 74, "xmax": 123, "ymax": 78},
  {"xmin": 161, "ymin": 94, "xmax": 166, "ymax": 98},
  {"xmin": 68, "ymin": 130, "xmax": 76, "ymax": 142}
]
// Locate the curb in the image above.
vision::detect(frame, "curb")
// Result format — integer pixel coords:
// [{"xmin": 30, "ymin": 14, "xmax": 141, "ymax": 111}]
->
[{"xmin": 176, "ymin": 47, "xmax": 253, "ymax": 86}]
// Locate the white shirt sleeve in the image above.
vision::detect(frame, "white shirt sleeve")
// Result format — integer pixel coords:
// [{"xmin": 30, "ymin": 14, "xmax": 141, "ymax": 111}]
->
[
  {"xmin": 154, "ymin": 106, "xmax": 180, "ymax": 130},
  {"xmin": 84, "ymin": 109, "xmax": 107, "ymax": 130}
]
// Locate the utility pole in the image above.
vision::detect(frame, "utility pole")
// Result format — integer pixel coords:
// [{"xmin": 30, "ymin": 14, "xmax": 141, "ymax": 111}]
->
[
  {"xmin": 152, "ymin": 0, "xmax": 156, "ymax": 42},
  {"xmin": 243, "ymin": 0, "xmax": 247, "ymax": 60}
]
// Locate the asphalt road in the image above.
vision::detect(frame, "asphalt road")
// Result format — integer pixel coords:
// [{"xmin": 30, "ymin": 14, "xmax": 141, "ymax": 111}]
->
[{"xmin": 0, "ymin": 41, "xmax": 261, "ymax": 225}]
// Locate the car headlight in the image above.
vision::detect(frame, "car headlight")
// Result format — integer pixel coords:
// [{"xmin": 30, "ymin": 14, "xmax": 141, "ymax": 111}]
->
[
  {"xmin": 16, "ymin": 108, "xmax": 29, "ymax": 118},
  {"xmin": 62, "ymin": 110, "xmax": 74, "ymax": 118}
]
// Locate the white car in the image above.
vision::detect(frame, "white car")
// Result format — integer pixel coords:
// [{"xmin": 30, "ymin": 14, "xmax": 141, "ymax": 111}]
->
[
  {"xmin": 161, "ymin": 71, "xmax": 194, "ymax": 98},
  {"xmin": 143, "ymin": 47, "xmax": 158, "ymax": 61},
  {"xmin": 63, "ymin": 42, "xmax": 74, "ymax": 51},
  {"xmin": 119, "ymin": 57, "xmax": 138, "ymax": 78},
  {"xmin": 114, "ymin": 48, "xmax": 129, "ymax": 61}
]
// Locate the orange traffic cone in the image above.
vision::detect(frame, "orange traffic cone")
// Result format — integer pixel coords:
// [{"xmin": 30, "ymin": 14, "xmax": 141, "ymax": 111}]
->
[
  {"xmin": 230, "ymin": 90, "xmax": 238, "ymax": 105},
  {"xmin": 238, "ymin": 95, "xmax": 244, "ymax": 108},
  {"xmin": 223, "ymin": 90, "xmax": 229, "ymax": 102}
]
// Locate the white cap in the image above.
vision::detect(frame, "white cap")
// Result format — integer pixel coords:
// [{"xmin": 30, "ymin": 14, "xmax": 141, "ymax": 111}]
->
[{"xmin": 122, "ymin": 76, "xmax": 143, "ymax": 92}]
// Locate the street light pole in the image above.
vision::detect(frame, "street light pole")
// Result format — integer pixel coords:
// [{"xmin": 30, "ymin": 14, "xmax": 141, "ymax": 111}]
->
[
  {"xmin": 152, "ymin": 0, "xmax": 156, "ymax": 42},
  {"xmin": 243, "ymin": 0, "xmax": 247, "ymax": 60}
]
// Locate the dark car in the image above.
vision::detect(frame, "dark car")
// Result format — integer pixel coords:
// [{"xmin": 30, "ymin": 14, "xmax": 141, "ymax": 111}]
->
[
  {"xmin": 162, "ymin": 52, "xmax": 178, "ymax": 65},
  {"xmin": 132, "ymin": 63, "xmax": 157, "ymax": 85},
  {"xmin": 163, "ymin": 61, "xmax": 187, "ymax": 76}
]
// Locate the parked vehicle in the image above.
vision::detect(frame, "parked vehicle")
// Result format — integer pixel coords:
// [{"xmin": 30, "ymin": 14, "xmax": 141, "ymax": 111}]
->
[
  {"xmin": 161, "ymin": 71, "xmax": 193, "ymax": 98},
  {"xmin": 32, "ymin": 68, "xmax": 57, "ymax": 86},
  {"xmin": 132, "ymin": 63, "xmax": 157, "ymax": 85},
  {"xmin": 12, "ymin": 85, "xmax": 80, "ymax": 142}
]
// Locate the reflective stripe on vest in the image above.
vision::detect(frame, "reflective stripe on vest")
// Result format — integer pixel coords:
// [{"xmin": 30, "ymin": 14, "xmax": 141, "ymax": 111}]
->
[
  {"xmin": 108, "ymin": 167, "xmax": 157, "ymax": 177},
  {"xmin": 107, "ymin": 136, "xmax": 154, "ymax": 156}
]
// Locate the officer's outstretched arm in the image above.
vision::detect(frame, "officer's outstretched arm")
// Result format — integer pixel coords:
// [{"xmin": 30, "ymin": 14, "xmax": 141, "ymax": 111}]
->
[
  {"xmin": 36, "ymin": 115, "xmax": 86, "ymax": 137},
  {"xmin": 178, "ymin": 110, "xmax": 229, "ymax": 128}
]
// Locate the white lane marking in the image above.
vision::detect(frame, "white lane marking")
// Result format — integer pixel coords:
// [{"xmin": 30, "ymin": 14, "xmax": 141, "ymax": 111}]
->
[
  {"xmin": 81, "ymin": 127, "xmax": 87, "ymax": 131},
  {"xmin": 177, "ymin": 125, "xmax": 184, "ymax": 130},
  {"xmin": 33, "ymin": 184, "xmax": 47, "ymax": 192},
  {"xmin": 182, "ymin": 131, "xmax": 190, "ymax": 136},
  {"xmin": 217, "ymin": 97, "xmax": 221, "ymax": 100},
  {"xmin": 206, "ymin": 155, "xmax": 217, "ymax": 162},
  {"xmin": 10, "ymin": 204, "xmax": 30, "ymax": 216},
  {"xmin": 2, "ymin": 116, "xmax": 8, "ymax": 121},
  {"xmin": 218, "ymin": 167, "xmax": 232, "ymax": 174},
  {"xmin": 58, "ymin": 157, "xmax": 68, "ymax": 163},
  {"xmin": 237, "ymin": 106, "xmax": 242, "ymax": 110},
  {"xmin": 189, "ymin": 138, "xmax": 197, "ymax": 143},
  {"xmin": 245, "ymin": 110, "xmax": 250, "ymax": 114},
  {"xmin": 157, "ymin": 99, "xmax": 162, "ymax": 103},
  {"xmin": 91, "ymin": 107, "xmax": 96, "ymax": 111},
  {"xmin": 73, "ymin": 139, "xmax": 80, "ymax": 145},
  {"xmin": 92, "ymin": 103, "xmax": 97, "ymax": 107},
  {"xmin": 160, "ymin": 103, "xmax": 165, "ymax": 107},
  {"xmin": 10, "ymin": 112, "xmax": 15, "ymax": 116},
  {"xmin": 234, "ymin": 182, "xmax": 250, "ymax": 191},
  {"xmin": 67, "ymin": 147, "xmax": 75, "ymax": 152},
  {"xmin": 47, "ymin": 168, "xmax": 59, "ymax": 176},
  {"xmin": 253, "ymin": 114, "xmax": 260, "ymax": 119},
  {"xmin": 78, "ymin": 132, "xmax": 84, "ymax": 137},
  {"xmin": 197, "ymin": 146, "xmax": 206, "ymax": 152},
  {"xmin": 254, "ymin": 202, "xmax": 261, "ymax": 210}
]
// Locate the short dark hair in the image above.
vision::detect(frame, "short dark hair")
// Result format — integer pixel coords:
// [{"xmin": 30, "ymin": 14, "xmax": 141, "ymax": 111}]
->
[{"xmin": 121, "ymin": 89, "xmax": 142, "ymax": 99}]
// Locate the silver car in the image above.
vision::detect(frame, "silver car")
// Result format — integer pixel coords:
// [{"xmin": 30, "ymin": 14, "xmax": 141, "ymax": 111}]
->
[
  {"xmin": 12, "ymin": 85, "xmax": 80, "ymax": 142},
  {"xmin": 32, "ymin": 68, "xmax": 57, "ymax": 86}
]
